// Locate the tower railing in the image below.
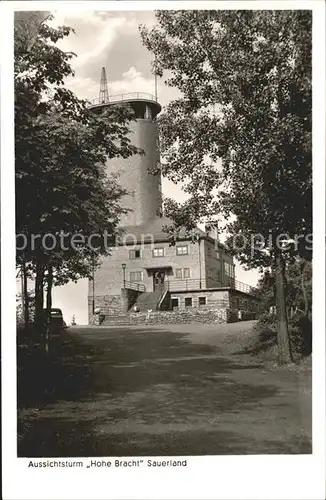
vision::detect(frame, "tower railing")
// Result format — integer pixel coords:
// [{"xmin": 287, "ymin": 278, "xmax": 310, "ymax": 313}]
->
[{"xmin": 89, "ymin": 92, "xmax": 158, "ymax": 107}]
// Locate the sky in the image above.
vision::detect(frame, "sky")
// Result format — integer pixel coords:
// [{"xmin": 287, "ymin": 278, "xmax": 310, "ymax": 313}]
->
[{"xmin": 19, "ymin": 10, "xmax": 261, "ymax": 325}]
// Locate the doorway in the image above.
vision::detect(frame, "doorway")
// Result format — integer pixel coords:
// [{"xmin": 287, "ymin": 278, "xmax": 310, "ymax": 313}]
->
[{"xmin": 153, "ymin": 271, "xmax": 165, "ymax": 292}]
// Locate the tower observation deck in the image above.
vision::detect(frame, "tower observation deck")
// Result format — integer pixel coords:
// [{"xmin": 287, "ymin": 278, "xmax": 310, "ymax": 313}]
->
[
  {"xmin": 89, "ymin": 92, "xmax": 162, "ymax": 227},
  {"xmin": 89, "ymin": 92, "xmax": 161, "ymax": 119}
]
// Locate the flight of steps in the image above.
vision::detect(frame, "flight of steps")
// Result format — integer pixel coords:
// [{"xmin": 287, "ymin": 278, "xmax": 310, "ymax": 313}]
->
[
  {"xmin": 100, "ymin": 290, "xmax": 164, "ymax": 326},
  {"xmin": 132, "ymin": 290, "xmax": 163, "ymax": 312}
]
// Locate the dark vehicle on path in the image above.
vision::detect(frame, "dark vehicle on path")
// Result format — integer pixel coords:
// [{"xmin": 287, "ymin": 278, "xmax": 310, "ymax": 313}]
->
[{"xmin": 43, "ymin": 308, "xmax": 66, "ymax": 330}]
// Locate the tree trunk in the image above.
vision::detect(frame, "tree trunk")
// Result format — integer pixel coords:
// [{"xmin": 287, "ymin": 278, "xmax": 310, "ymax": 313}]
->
[
  {"xmin": 34, "ymin": 260, "xmax": 45, "ymax": 340},
  {"xmin": 274, "ymin": 246, "xmax": 292, "ymax": 365},
  {"xmin": 300, "ymin": 260, "xmax": 309, "ymax": 317},
  {"xmin": 22, "ymin": 262, "xmax": 29, "ymax": 329},
  {"xmin": 46, "ymin": 267, "xmax": 53, "ymax": 311},
  {"xmin": 45, "ymin": 264, "xmax": 53, "ymax": 354}
]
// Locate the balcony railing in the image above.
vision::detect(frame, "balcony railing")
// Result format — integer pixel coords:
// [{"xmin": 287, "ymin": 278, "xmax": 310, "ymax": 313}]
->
[
  {"xmin": 166, "ymin": 279, "xmax": 203, "ymax": 292},
  {"xmin": 89, "ymin": 92, "xmax": 158, "ymax": 107},
  {"xmin": 124, "ymin": 281, "xmax": 146, "ymax": 292},
  {"xmin": 164, "ymin": 278, "xmax": 257, "ymax": 295},
  {"xmin": 230, "ymin": 279, "xmax": 257, "ymax": 295}
]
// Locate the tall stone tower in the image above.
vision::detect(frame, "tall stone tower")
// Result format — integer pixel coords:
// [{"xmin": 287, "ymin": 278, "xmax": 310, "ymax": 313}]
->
[{"xmin": 89, "ymin": 88, "xmax": 162, "ymax": 227}]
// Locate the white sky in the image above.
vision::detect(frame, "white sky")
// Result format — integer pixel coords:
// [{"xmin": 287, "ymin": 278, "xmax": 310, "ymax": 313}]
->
[{"xmin": 20, "ymin": 10, "xmax": 260, "ymax": 325}]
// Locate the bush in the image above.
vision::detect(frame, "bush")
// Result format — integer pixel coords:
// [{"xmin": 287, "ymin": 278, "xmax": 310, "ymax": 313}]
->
[
  {"xmin": 255, "ymin": 311, "xmax": 274, "ymax": 331},
  {"xmin": 255, "ymin": 312, "xmax": 312, "ymax": 356},
  {"xmin": 289, "ymin": 316, "xmax": 312, "ymax": 356}
]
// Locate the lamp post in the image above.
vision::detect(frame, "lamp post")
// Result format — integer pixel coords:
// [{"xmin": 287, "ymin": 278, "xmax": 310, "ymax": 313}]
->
[
  {"xmin": 191, "ymin": 231, "xmax": 202, "ymax": 289},
  {"xmin": 121, "ymin": 263, "xmax": 126, "ymax": 289},
  {"xmin": 198, "ymin": 237, "xmax": 202, "ymax": 289},
  {"xmin": 92, "ymin": 254, "xmax": 95, "ymax": 314},
  {"xmin": 195, "ymin": 232, "xmax": 202, "ymax": 289}
]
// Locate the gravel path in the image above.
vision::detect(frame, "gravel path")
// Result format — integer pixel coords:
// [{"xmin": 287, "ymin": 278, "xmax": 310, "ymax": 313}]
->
[{"xmin": 18, "ymin": 322, "xmax": 311, "ymax": 457}]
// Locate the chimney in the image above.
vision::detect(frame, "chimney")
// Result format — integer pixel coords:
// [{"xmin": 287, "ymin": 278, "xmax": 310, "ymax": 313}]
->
[{"xmin": 205, "ymin": 220, "xmax": 219, "ymax": 241}]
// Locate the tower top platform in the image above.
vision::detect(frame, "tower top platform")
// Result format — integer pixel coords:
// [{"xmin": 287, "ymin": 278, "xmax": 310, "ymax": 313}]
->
[{"xmin": 88, "ymin": 92, "xmax": 161, "ymax": 115}]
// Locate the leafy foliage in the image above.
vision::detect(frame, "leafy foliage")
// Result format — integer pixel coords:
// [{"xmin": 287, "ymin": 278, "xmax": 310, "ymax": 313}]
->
[
  {"xmin": 255, "ymin": 259, "xmax": 312, "ymax": 311},
  {"xmin": 253, "ymin": 312, "xmax": 312, "ymax": 357},
  {"xmin": 141, "ymin": 10, "xmax": 311, "ymax": 262},
  {"xmin": 141, "ymin": 10, "xmax": 312, "ymax": 364},
  {"xmin": 15, "ymin": 14, "xmax": 141, "ymax": 326}
]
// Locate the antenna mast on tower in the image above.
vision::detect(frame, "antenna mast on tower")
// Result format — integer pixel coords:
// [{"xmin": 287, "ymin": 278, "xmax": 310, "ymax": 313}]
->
[
  {"xmin": 99, "ymin": 67, "xmax": 109, "ymax": 103},
  {"xmin": 154, "ymin": 54, "xmax": 158, "ymax": 101}
]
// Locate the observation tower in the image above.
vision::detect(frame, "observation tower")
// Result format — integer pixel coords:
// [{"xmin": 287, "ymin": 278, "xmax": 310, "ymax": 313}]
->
[{"xmin": 89, "ymin": 67, "xmax": 162, "ymax": 227}]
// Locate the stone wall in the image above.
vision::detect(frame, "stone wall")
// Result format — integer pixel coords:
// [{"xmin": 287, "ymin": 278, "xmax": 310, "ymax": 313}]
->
[
  {"xmin": 88, "ymin": 294, "xmax": 122, "ymax": 323},
  {"xmin": 88, "ymin": 289, "xmax": 144, "ymax": 322},
  {"xmin": 101, "ymin": 307, "xmax": 241, "ymax": 326},
  {"xmin": 90, "ymin": 291, "xmax": 257, "ymax": 325},
  {"xmin": 144, "ymin": 308, "xmax": 228, "ymax": 324}
]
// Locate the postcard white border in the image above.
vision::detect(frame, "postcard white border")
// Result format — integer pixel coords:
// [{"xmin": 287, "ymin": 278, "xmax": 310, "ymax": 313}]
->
[{"xmin": 1, "ymin": 1, "xmax": 325, "ymax": 499}]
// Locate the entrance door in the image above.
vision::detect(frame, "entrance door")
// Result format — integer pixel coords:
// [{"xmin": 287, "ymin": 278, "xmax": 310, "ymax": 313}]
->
[{"xmin": 153, "ymin": 271, "xmax": 165, "ymax": 292}]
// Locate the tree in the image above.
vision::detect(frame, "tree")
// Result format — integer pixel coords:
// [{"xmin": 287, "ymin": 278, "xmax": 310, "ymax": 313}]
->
[
  {"xmin": 15, "ymin": 14, "xmax": 141, "ymax": 337},
  {"xmin": 253, "ymin": 270, "xmax": 275, "ymax": 312},
  {"xmin": 141, "ymin": 10, "xmax": 311, "ymax": 365},
  {"xmin": 285, "ymin": 259, "xmax": 312, "ymax": 318},
  {"xmin": 255, "ymin": 260, "xmax": 312, "ymax": 318}
]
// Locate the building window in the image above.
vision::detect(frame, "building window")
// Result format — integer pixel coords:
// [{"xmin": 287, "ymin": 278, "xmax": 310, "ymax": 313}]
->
[
  {"xmin": 153, "ymin": 247, "xmax": 164, "ymax": 257},
  {"xmin": 176, "ymin": 268, "xmax": 183, "ymax": 278},
  {"xmin": 224, "ymin": 262, "xmax": 234, "ymax": 277},
  {"xmin": 130, "ymin": 271, "xmax": 143, "ymax": 282},
  {"xmin": 185, "ymin": 297, "xmax": 193, "ymax": 307},
  {"xmin": 129, "ymin": 249, "xmax": 141, "ymax": 259},
  {"xmin": 199, "ymin": 297, "xmax": 206, "ymax": 306},
  {"xmin": 175, "ymin": 268, "xmax": 190, "ymax": 279},
  {"xmin": 183, "ymin": 268, "xmax": 190, "ymax": 278},
  {"xmin": 176, "ymin": 245, "xmax": 188, "ymax": 256},
  {"xmin": 171, "ymin": 298, "xmax": 179, "ymax": 309}
]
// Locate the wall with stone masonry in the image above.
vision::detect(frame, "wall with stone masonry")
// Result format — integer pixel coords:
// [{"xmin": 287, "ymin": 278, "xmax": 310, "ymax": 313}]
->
[
  {"xmin": 88, "ymin": 294, "xmax": 121, "ymax": 323},
  {"xmin": 89, "ymin": 288, "xmax": 259, "ymax": 324},
  {"xmin": 100, "ymin": 307, "xmax": 242, "ymax": 326},
  {"xmin": 139, "ymin": 308, "xmax": 228, "ymax": 325},
  {"xmin": 88, "ymin": 288, "xmax": 143, "ymax": 323}
]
